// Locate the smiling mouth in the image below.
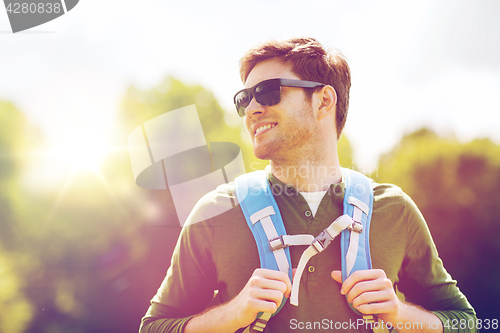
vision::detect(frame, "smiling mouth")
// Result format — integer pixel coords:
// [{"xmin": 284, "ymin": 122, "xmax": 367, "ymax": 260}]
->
[{"xmin": 255, "ymin": 123, "xmax": 277, "ymax": 135}]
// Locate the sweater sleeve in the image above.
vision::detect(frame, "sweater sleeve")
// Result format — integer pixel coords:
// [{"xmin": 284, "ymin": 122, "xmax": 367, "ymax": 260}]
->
[{"xmin": 398, "ymin": 193, "xmax": 478, "ymax": 333}]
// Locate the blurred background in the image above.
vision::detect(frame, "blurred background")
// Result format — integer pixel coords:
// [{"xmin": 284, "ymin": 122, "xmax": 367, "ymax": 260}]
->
[{"xmin": 1, "ymin": 0, "xmax": 499, "ymax": 332}]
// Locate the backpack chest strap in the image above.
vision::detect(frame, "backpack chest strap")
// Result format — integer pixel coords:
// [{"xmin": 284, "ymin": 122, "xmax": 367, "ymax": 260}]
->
[
  {"xmin": 269, "ymin": 234, "xmax": 315, "ymax": 250},
  {"xmin": 290, "ymin": 214, "xmax": 354, "ymax": 306}
]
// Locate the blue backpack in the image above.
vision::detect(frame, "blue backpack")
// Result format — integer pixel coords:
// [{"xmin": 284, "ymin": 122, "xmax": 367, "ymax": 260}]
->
[{"xmin": 234, "ymin": 167, "xmax": 377, "ymax": 332}]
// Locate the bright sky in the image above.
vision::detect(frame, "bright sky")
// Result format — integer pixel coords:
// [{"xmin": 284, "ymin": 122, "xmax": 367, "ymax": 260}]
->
[{"xmin": 1, "ymin": 0, "xmax": 499, "ymax": 187}]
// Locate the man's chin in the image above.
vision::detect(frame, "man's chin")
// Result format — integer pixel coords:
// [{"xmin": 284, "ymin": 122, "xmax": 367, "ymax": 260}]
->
[{"xmin": 252, "ymin": 147, "xmax": 274, "ymax": 161}]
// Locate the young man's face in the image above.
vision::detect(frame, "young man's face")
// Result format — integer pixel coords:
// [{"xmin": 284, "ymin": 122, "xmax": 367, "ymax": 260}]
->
[{"xmin": 243, "ymin": 58, "xmax": 319, "ymax": 162}]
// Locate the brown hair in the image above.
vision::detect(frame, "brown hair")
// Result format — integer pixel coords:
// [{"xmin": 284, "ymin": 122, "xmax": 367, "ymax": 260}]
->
[{"xmin": 239, "ymin": 37, "xmax": 351, "ymax": 139}]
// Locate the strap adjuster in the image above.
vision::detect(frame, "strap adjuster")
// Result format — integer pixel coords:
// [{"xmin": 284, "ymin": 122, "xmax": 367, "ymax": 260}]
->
[
  {"xmin": 348, "ymin": 221, "xmax": 363, "ymax": 233},
  {"xmin": 269, "ymin": 236, "xmax": 285, "ymax": 251}
]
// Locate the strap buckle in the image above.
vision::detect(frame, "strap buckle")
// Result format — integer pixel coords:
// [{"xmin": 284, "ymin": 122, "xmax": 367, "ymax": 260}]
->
[
  {"xmin": 311, "ymin": 230, "xmax": 334, "ymax": 253},
  {"xmin": 269, "ymin": 236, "xmax": 285, "ymax": 251},
  {"xmin": 348, "ymin": 221, "xmax": 363, "ymax": 233}
]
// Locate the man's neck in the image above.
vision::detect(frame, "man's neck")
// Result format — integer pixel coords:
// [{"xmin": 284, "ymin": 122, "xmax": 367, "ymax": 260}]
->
[{"xmin": 269, "ymin": 156, "xmax": 342, "ymax": 192}]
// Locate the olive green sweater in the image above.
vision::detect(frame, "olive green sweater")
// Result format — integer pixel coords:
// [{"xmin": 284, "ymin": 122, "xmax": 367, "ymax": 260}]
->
[{"xmin": 140, "ymin": 172, "xmax": 476, "ymax": 333}]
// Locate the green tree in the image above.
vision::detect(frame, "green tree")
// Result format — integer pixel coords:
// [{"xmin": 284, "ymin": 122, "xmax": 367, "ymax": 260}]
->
[
  {"xmin": 0, "ymin": 98, "xmax": 150, "ymax": 332},
  {"xmin": 0, "ymin": 101, "xmax": 34, "ymax": 333},
  {"xmin": 338, "ymin": 135, "xmax": 355, "ymax": 170},
  {"xmin": 374, "ymin": 128, "xmax": 500, "ymax": 321}
]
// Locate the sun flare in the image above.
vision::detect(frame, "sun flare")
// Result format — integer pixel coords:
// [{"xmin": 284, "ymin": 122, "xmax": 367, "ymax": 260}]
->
[
  {"xmin": 64, "ymin": 140, "xmax": 109, "ymax": 174},
  {"xmin": 55, "ymin": 121, "xmax": 114, "ymax": 175}
]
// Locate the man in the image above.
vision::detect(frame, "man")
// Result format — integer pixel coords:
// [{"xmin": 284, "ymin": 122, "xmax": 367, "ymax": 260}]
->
[{"xmin": 139, "ymin": 37, "xmax": 477, "ymax": 333}]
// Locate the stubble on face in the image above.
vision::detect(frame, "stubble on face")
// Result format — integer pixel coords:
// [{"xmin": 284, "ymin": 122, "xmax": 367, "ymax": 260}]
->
[
  {"xmin": 243, "ymin": 59, "xmax": 321, "ymax": 164},
  {"xmin": 252, "ymin": 95, "xmax": 318, "ymax": 164}
]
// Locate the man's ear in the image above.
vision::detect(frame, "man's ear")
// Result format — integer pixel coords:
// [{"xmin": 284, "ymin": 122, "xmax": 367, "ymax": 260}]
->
[{"xmin": 314, "ymin": 85, "xmax": 337, "ymax": 121}]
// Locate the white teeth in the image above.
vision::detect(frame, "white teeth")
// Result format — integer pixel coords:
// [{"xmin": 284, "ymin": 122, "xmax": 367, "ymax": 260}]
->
[{"xmin": 255, "ymin": 124, "xmax": 276, "ymax": 134}]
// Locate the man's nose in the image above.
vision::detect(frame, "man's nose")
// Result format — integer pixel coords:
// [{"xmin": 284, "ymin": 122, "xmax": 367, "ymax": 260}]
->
[{"xmin": 245, "ymin": 96, "xmax": 266, "ymax": 117}]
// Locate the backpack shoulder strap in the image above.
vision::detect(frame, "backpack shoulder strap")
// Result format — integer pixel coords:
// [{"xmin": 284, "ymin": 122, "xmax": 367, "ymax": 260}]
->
[
  {"xmin": 234, "ymin": 170, "xmax": 293, "ymax": 280},
  {"xmin": 340, "ymin": 167, "xmax": 374, "ymax": 282},
  {"xmin": 340, "ymin": 168, "xmax": 378, "ymax": 323},
  {"xmin": 235, "ymin": 170, "xmax": 293, "ymax": 332}
]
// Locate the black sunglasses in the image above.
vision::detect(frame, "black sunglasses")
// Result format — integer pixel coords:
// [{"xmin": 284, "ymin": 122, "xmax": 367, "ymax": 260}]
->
[{"xmin": 233, "ymin": 78, "xmax": 325, "ymax": 117}]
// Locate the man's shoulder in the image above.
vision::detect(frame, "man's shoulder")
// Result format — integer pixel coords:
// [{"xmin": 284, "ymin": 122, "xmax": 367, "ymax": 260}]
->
[
  {"xmin": 372, "ymin": 181, "xmax": 406, "ymax": 199},
  {"xmin": 370, "ymin": 180, "xmax": 428, "ymax": 232},
  {"xmin": 184, "ymin": 181, "xmax": 238, "ymax": 226},
  {"xmin": 185, "ymin": 169, "xmax": 270, "ymax": 226},
  {"xmin": 371, "ymin": 181, "xmax": 413, "ymax": 212},
  {"xmin": 203, "ymin": 181, "xmax": 237, "ymax": 202}
]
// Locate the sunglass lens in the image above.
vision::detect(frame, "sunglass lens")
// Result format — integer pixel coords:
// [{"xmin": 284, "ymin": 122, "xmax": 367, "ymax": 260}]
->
[
  {"xmin": 255, "ymin": 80, "xmax": 281, "ymax": 106},
  {"xmin": 234, "ymin": 79, "xmax": 282, "ymax": 117},
  {"xmin": 235, "ymin": 91, "xmax": 251, "ymax": 116}
]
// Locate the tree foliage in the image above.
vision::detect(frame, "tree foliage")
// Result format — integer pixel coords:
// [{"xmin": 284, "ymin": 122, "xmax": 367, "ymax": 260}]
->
[
  {"xmin": 338, "ymin": 134, "xmax": 354, "ymax": 170},
  {"xmin": 0, "ymin": 101, "xmax": 34, "ymax": 333},
  {"xmin": 374, "ymin": 128, "xmax": 500, "ymax": 320}
]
